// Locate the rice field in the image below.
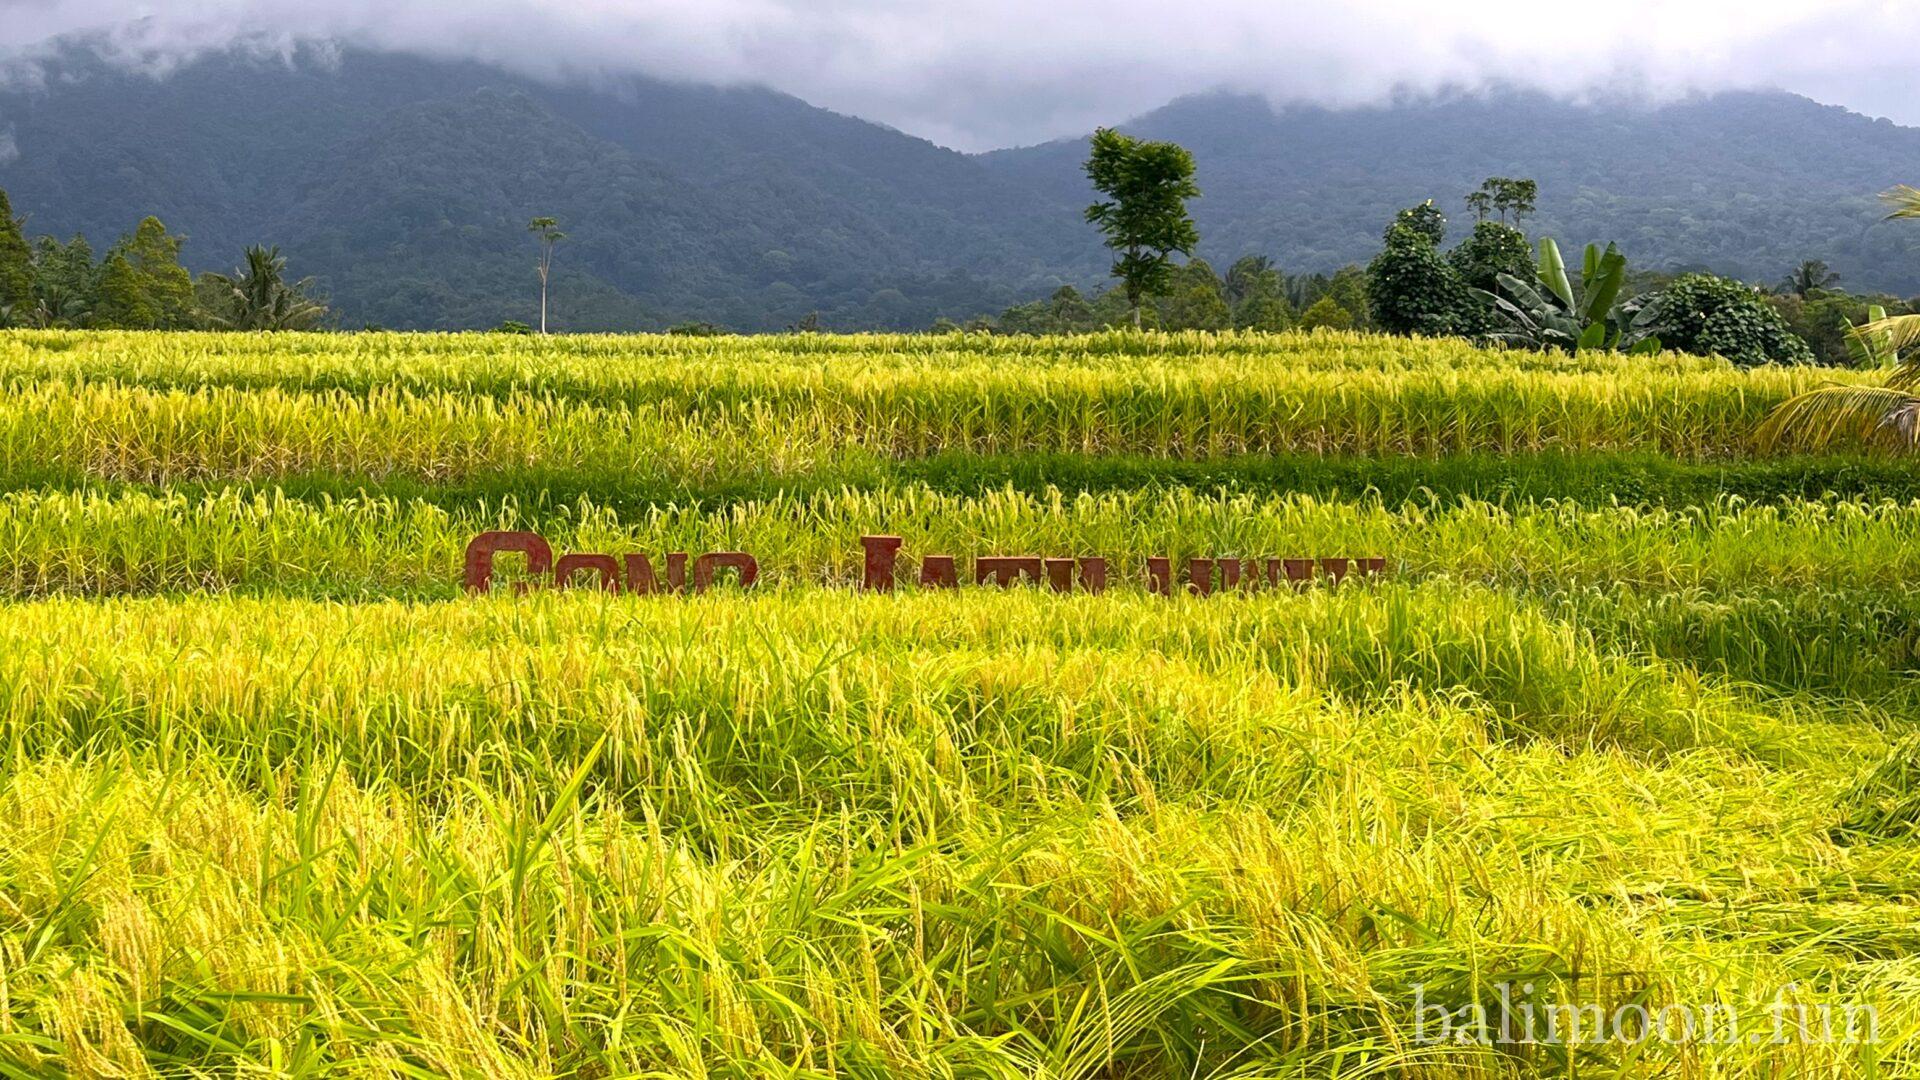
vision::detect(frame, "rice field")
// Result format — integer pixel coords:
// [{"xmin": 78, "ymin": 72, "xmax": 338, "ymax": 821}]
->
[
  {"xmin": 0, "ymin": 329, "xmax": 1916, "ymax": 1077},
  {"xmin": 0, "ymin": 331, "xmax": 1878, "ymax": 480}
]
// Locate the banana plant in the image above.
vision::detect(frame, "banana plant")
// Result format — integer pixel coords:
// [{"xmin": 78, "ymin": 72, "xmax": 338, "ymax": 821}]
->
[
  {"xmin": 1846, "ymin": 305, "xmax": 1898, "ymax": 368},
  {"xmin": 1478, "ymin": 238, "xmax": 1662, "ymax": 354}
]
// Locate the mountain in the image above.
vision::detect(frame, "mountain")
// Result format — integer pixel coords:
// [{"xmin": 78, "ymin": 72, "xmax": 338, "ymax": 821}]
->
[
  {"xmin": 0, "ymin": 45, "xmax": 1087, "ymax": 330},
  {"xmin": 984, "ymin": 89, "xmax": 1920, "ymax": 296},
  {"xmin": 2, "ymin": 45, "xmax": 1918, "ymax": 330}
]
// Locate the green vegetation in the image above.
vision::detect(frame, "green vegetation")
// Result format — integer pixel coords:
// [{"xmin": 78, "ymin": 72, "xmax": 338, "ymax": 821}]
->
[
  {"xmin": 1463, "ymin": 176, "xmax": 1538, "ymax": 225},
  {"xmin": 527, "ymin": 216, "xmax": 566, "ymax": 334},
  {"xmin": 1761, "ymin": 186, "xmax": 1920, "ymax": 451},
  {"xmin": 1447, "ymin": 219, "xmax": 1534, "ymax": 294},
  {"xmin": 1367, "ymin": 202, "xmax": 1480, "ymax": 337},
  {"xmin": 0, "ymin": 329, "xmax": 1915, "ymax": 1075},
  {"xmin": 0, "ymin": 189, "xmax": 34, "ymax": 320},
  {"xmin": 1646, "ymin": 273, "xmax": 1814, "ymax": 367},
  {"xmin": 1084, "ymin": 129, "xmax": 1202, "ymax": 327},
  {"xmin": 11, "ymin": 47, "xmax": 1920, "ymax": 332},
  {"xmin": 989, "ymin": 259, "xmax": 1366, "ymax": 334},
  {"xmin": 2, "ymin": 46, "xmax": 1918, "ymax": 1072},
  {"xmin": 6, "ymin": 484, "xmax": 1920, "ymax": 602},
  {"xmin": 3, "ymin": 584, "xmax": 1908, "ymax": 1075},
  {"xmin": 197, "ymin": 245, "xmax": 330, "ymax": 331},
  {"xmin": 0, "ymin": 197, "xmax": 329, "ymax": 331},
  {"xmin": 10, "ymin": 91, "xmax": 1914, "ymax": 361},
  {"xmin": 0, "ymin": 331, "xmax": 1875, "ymax": 474},
  {"xmin": 981, "ymin": 167, "xmax": 1905, "ymax": 377},
  {"xmin": 1355, "ymin": 184, "xmax": 1827, "ymax": 365},
  {"xmin": 1480, "ymin": 239, "xmax": 1663, "ymax": 354}
]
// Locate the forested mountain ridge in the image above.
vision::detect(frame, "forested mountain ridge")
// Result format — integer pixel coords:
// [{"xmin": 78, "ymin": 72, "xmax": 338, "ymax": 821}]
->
[
  {"xmin": 0, "ymin": 45, "xmax": 1077, "ymax": 330},
  {"xmin": 984, "ymin": 89, "xmax": 1920, "ymax": 295},
  {"xmin": 2, "ymin": 44, "xmax": 1917, "ymax": 330}
]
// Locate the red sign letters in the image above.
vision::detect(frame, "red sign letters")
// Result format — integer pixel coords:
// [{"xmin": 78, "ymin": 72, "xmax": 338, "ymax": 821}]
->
[{"xmin": 464, "ymin": 531, "xmax": 1386, "ymax": 595}]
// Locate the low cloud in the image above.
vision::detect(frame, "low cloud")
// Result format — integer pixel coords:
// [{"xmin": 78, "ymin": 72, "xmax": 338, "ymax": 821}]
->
[{"xmin": 3, "ymin": 1, "xmax": 1919, "ymax": 150}]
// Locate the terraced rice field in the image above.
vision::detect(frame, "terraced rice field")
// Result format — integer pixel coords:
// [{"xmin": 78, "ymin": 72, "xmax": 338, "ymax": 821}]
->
[{"xmin": 0, "ymin": 329, "xmax": 1915, "ymax": 1077}]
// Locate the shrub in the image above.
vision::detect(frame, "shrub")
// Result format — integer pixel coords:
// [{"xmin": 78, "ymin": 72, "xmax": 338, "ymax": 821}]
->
[
  {"xmin": 1652, "ymin": 274, "xmax": 1814, "ymax": 367},
  {"xmin": 1449, "ymin": 221, "xmax": 1534, "ymax": 293},
  {"xmin": 1367, "ymin": 213, "xmax": 1476, "ymax": 337},
  {"xmin": 1298, "ymin": 297, "xmax": 1353, "ymax": 331},
  {"xmin": 1234, "ymin": 294, "xmax": 1295, "ymax": 331}
]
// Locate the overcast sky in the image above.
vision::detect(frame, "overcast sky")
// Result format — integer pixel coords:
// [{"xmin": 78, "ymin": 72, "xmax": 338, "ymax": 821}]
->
[{"xmin": 4, "ymin": 0, "xmax": 1919, "ymax": 150}]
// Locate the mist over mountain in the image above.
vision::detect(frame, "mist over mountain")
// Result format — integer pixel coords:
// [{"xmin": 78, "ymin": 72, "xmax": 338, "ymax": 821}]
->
[
  {"xmin": 11, "ymin": 0, "xmax": 1920, "ymax": 151},
  {"xmin": 2, "ymin": 45, "xmax": 1916, "ymax": 330}
]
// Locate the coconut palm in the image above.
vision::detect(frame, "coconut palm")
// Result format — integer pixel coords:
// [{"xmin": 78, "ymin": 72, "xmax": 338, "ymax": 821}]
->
[
  {"xmin": 1757, "ymin": 187, "xmax": 1920, "ymax": 452},
  {"xmin": 1223, "ymin": 254, "xmax": 1278, "ymax": 304},
  {"xmin": 1779, "ymin": 259, "xmax": 1840, "ymax": 297},
  {"xmin": 200, "ymin": 245, "xmax": 327, "ymax": 331}
]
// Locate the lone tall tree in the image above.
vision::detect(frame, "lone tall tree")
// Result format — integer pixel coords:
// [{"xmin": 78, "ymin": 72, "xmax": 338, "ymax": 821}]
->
[
  {"xmin": 1083, "ymin": 129, "xmax": 1200, "ymax": 328},
  {"xmin": 527, "ymin": 216, "xmax": 565, "ymax": 334},
  {"xmin": 118, "ymin": 217, "xmax": 196, "ymax": 328},
  {"xmin": 1467, "ymin": 177, "xmax": 1538, "ymax": 225}
]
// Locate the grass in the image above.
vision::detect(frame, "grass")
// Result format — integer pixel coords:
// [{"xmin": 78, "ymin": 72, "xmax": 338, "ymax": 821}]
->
[
  {"xmin": 0, "ymin": 589, "xmax": 1913, "ymax": 1075},
  {"xmin": 7, "ymin": 449, "xmax": 1920, "ymax": 514},
  {"xmin": 1, "ymin": 486, "xmax": 1918, "ymax": 600},
  {"xmin": 0, "ymin": 329, "xmax": 1915, "ymax": 1076},
  {"xmin": 0, "ymin": 330, "xmax": 1888, "ymax": 476}
]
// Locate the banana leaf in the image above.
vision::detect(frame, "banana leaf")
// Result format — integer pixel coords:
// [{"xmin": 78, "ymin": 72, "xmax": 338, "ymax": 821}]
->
[
  {"xmin": 1581, "ymin": 245, "xmax": 1627, "ymax": 326},
  {"xmin": 1537, "ymin": 239, "xmax": 1575, "ymax": 310}
]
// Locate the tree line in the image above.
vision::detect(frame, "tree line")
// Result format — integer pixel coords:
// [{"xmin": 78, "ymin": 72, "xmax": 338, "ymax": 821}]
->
[
  {"xmin": 3, "ymin": 155, "xmax": 1910, "ymax": 363},
  {"xmin": 941, "ymin": 260, "xmax": 1370, "ymax": 336},
  {"xmin": 959, "ymin": 134, "xmax": 1914, "ymax": 370},
  {"xmin": 0, "ymin": 189, "xmax": 329, "ymax": 331}
]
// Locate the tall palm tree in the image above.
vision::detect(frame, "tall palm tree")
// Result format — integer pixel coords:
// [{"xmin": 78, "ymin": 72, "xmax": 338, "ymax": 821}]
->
[
  {"xmin": 1223, "ymin": 254, "xmax": 1276, "ymax": 304},
  {"xmin": 1757, "ymin": 187, "xmax": 1920, "ymax": 452},
  {"xmin": 1780, "ymin": 259, "xmax": 1840, "ymax": 297},
  {"xmin": 202, "ymin": 246, "xmax": 327, "ymax": 331}
]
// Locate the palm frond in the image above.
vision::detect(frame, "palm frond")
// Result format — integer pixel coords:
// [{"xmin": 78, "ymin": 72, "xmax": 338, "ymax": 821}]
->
[
  {"xmin": 1885, "ymin": 185, "xmax": 1920, "ymax": 220},
  {"xmin": 1755, "ymin": 385, "xmax": 1920, "ymax": 452},
  {"xmin": 1858, "ymin": 312, "xmax": 1920, "ymax": 370}
]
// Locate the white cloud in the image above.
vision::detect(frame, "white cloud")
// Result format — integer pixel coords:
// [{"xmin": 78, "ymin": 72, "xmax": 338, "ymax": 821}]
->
[
  {"xmin": 0, "ymin": 126, "xmax": 16, "ymax": 165},
  {"xmin": 3, "ymin": 0, "xmax": 1918, "ymax": 149}
]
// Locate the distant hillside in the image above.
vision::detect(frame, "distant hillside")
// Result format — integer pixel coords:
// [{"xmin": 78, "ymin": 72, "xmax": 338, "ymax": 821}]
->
[
  {"xmin": 2, "ymin": 46, "xmax": 1917, "ymax": 330},
  {"xmin": 0, "ymin": 45, "xmax": 1085, "ymax": 330},
  {"xmin": 985, "ymin": 89, "xmax": 1920, "ymax": 295}
]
